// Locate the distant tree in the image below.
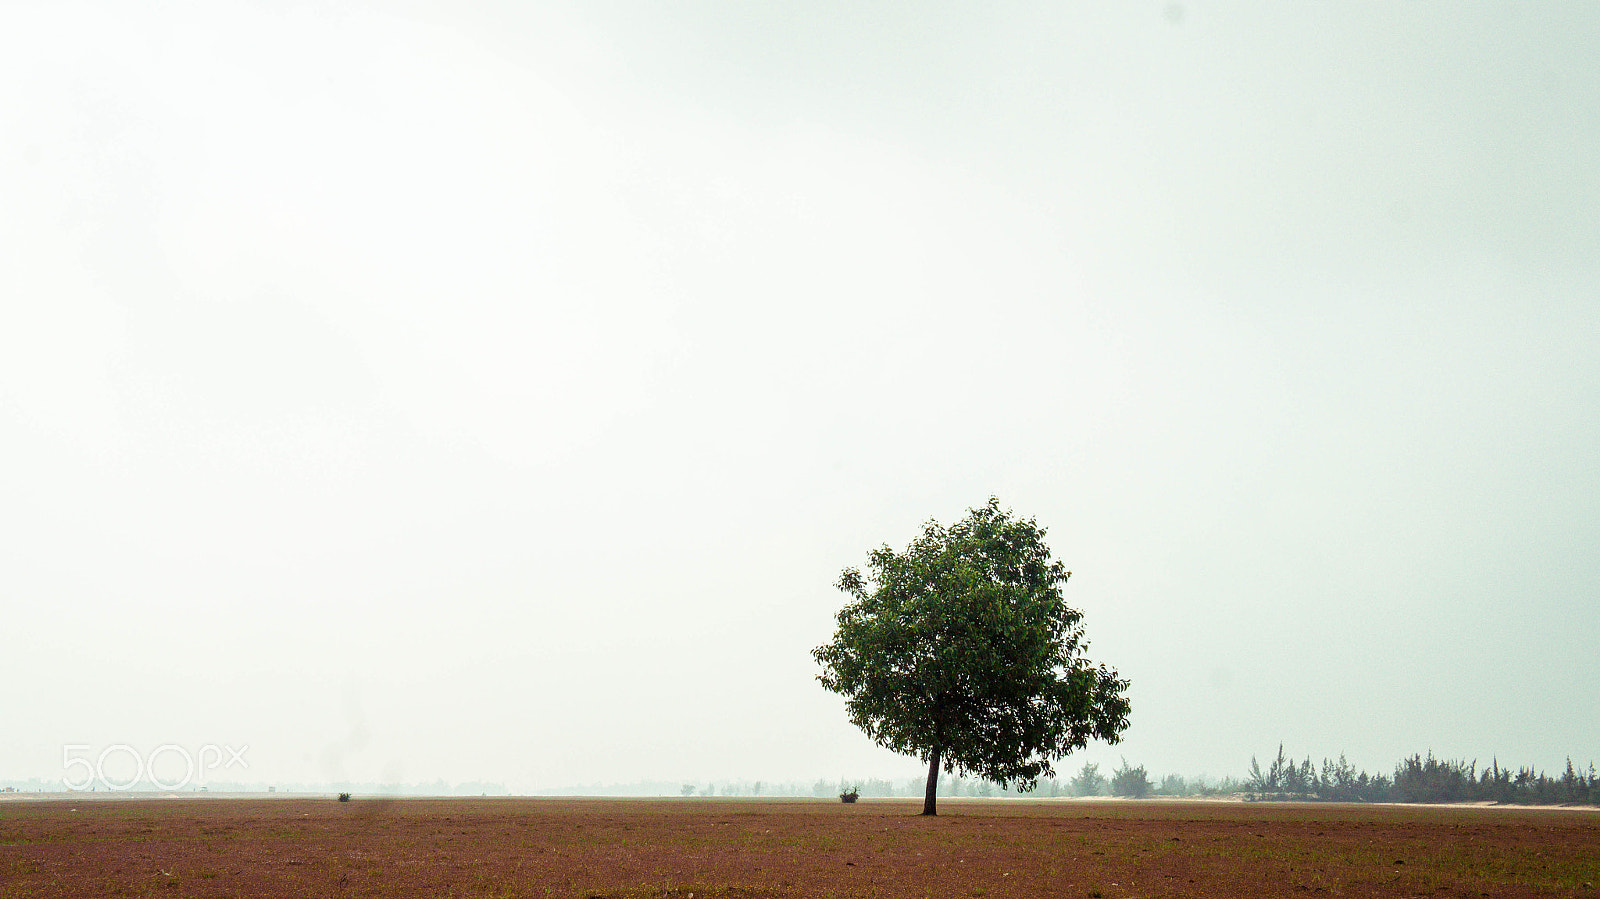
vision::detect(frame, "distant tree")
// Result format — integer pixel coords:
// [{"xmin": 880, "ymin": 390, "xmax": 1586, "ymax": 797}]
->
[
  {"xmin": 680, "ymin": 784, "xmax": 695, "ymax": 797},
  {"xmin": 1395, "ymin": 753, "xmax": 1484, "ymax": 803},
  {"xmin": 1111, "ymin": 759, "xmax": 1152, "ymax": 798},
  {"xmin": 1070, "ymin": 761, "xmax": 1107, "ymax": 797},
  {"xmin": 1158, "ymin": 774, "xmax": 1187, "ymax": 796},
  {"xmin": 1248, "ymin": 744, "xmax": 1289, "ymax": 798},
  {"xmin": 813, "ymin": 499, "xmax": 1131, "ymax": 815}
]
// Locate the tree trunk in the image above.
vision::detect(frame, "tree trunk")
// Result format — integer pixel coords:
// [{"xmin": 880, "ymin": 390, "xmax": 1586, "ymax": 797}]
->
[{"xmin": 921, "ymin": 746, "xmax": 941, "ymax": 816}]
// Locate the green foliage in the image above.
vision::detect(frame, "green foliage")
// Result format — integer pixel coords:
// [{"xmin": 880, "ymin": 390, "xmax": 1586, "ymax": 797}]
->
[
  {"xmin": 1069, "ymin": 761, "xmax": 1106, "ymax": 797},
  {"xmin": 812, "ymin": 498, "xmax": 1131, "ymax": 810},
  {"xmin": 337, "ymin": 792, "xmax": 351, "ymax": 802},
  {"xmin": 1241, "ymin": 745, "xmax": 1600, "ymax": 806},
  {"xmin": 1110, "ymin": 758, "xmax": 1152, "ymax": 798},
  {"xmin": 1394, "ymin": 753, "xmax": 1598, "ymax": 805},
  {"xmin": 1247, "ymin": 744, "xmax": 1382, "ymax": 802},
  {"xmin": 838, "ymin": 786, "xmax": 860, "ymax": 803}
]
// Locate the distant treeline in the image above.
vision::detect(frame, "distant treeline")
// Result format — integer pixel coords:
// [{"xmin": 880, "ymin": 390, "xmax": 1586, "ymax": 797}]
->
[
  {"xmin": 14, "ymin": 753, "xmax": 1593, "ymax": 805},
  {"xmin": 1247, "ymin": 745, "xmax": 1600, "ymax": 806},
  {"xmin": 771, "ymin": 763, "xmax": 1243, "ymax": 801},
  {"xmin": 0, "ymin": 778, "xmax": 512, "ymax": 796}
]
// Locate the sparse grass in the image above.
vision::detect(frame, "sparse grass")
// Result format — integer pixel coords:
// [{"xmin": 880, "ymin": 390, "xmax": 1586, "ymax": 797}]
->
[{"xmin": 0, "ymin": 798, "xmax": 1595, "ymax": 898}]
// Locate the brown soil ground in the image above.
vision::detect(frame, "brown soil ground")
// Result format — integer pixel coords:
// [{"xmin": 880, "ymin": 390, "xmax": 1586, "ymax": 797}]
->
[{"xmin": 1, "ymin": 796, "xmax": 1597, "ymax": 898}]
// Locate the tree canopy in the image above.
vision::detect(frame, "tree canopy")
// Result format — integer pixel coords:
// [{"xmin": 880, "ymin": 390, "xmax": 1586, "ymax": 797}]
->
[{"xmin": 812, "ymin": 498, "xmax": 1130, "ymax": 815}]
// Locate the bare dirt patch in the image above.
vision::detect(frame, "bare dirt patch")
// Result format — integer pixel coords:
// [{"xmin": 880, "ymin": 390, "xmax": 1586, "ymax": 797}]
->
[{"xmin": 1, "ymin": 796, "xmax": 1596, "ymax": 897}]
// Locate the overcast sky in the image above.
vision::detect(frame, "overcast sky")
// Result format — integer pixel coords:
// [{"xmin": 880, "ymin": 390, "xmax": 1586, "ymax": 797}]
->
[{"xmin": 3, "ymin": 2, "xmax": 1597, "ymax": 792}]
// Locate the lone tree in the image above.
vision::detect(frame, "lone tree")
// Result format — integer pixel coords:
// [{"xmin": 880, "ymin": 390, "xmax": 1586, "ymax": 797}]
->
[{"xmin": 813, "ymin": 498, "xmax": 1130, "ymax": 816}]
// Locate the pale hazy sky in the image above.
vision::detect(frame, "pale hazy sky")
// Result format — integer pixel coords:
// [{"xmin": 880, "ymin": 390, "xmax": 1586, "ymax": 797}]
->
[{"xmin": 3, "ymin": 2, "xmax": 1597, "ymax": 792}]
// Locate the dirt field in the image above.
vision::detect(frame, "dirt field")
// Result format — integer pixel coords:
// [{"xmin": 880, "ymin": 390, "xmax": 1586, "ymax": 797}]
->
[{"xmin": 1, "ymin": 796, "xmax": 1596, "ymax": 898}]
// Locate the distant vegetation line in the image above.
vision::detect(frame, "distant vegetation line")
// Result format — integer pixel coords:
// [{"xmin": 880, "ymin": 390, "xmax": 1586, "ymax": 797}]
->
[
  {"xmin": 1243, "ymin": 745, "xmax": 1600, "ymax": 806},
  {"xmin": 0, "ymin": 778, "xmax": 514, "ymax": 796},
  {"xmin": 666, "ymin": 769, "xmax": 1246, "ymax": 801},
  {"xmin": 5, "ymin": 750, "xmax": 1595, "ymax": 804},
  {"xmin": 699, "ymin": 749, "xmax": 1600, "ymax": 807}
]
